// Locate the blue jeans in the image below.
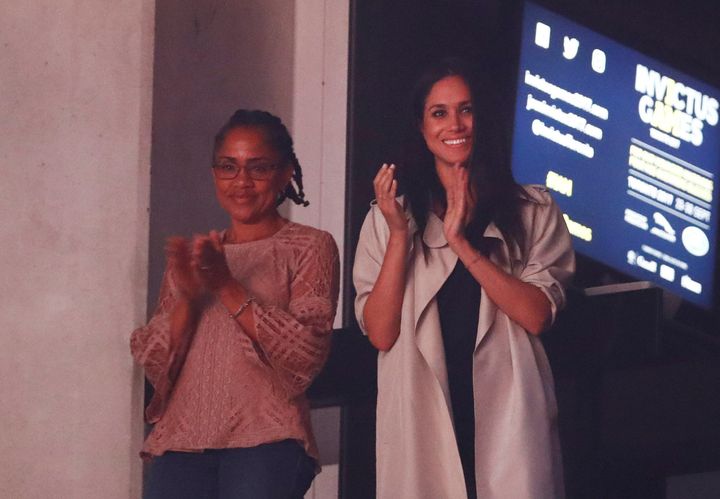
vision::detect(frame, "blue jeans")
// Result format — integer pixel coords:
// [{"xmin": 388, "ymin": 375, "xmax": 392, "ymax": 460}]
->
[{"xmin": 144, "ymin": 440, "xmax": 315, "ymax": 499}]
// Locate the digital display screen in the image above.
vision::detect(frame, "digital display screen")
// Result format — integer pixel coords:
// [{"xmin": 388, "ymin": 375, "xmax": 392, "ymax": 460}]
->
[{"xmin": 511, "ymin": 1, "xmax": 720, "ymax": 308}]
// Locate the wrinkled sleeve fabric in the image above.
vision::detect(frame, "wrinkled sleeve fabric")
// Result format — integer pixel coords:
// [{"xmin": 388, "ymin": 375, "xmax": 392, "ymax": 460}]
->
[
  {"xmin": 252, "ymin": 231, "xmax": 340, "ymax": 398},
  {"xmin": 352, "ymin": 205, "xmax": 390, "ymax": 335},
  {"xmin": 129, "ymin": 265, "xmax": 180, "ymax": 423},
  {"xmin": 517, "ymin": 186, "xmax": 576, "ymax": 324}
]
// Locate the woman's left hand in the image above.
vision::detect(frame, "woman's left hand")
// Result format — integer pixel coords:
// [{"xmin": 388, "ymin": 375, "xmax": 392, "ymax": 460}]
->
[
  {"xmin": 191, "ymin": 230, "xmax": 233, "ymax": 292},
  {"xmin": 443, "ymin": 164, "xmax": 475, "ymax": 250}
]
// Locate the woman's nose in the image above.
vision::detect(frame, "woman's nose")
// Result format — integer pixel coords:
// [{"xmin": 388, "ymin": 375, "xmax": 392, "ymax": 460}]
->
[
  {"xmin": 232, "ymin": 166, "xmax": 254, "ymax": 185},
  {"xmin": 450, "ymin": 111, "xmax": 466, "ymax": 130}
]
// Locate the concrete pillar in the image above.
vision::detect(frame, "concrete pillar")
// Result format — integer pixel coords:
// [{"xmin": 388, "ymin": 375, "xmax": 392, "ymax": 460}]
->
[{"xmin": 0, "ymin": 1, "xmax": 155, "ymax": 497}]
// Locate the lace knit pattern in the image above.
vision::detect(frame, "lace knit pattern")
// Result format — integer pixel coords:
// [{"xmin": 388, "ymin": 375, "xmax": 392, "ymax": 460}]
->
[{"xmin": 130, "ymin": 222, "xmax": 340, "ymax": 460}]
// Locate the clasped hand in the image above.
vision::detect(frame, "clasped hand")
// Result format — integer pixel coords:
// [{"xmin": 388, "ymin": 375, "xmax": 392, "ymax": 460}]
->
[
  {"xmin": 443, "ymin": 164, "xmax": 476, "ymax": 249},
  {"xmin": 165, "ymin": 230, "xmax": 232, "ymax": 301},
  {"xmin": 374, "ymin": 162, "xmax": 475, "ymax": 248}
]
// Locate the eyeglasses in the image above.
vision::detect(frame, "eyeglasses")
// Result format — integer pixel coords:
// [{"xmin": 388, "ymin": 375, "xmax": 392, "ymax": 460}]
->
[{"xmin": 211, "ymin": 162, "xmax": 280, "ymax": 180}]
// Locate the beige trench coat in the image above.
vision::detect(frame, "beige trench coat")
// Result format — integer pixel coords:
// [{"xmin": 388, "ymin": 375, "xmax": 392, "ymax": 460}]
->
[{"xmin": 353, "ymin": 185, "xmax": 575, "ymax": 499}]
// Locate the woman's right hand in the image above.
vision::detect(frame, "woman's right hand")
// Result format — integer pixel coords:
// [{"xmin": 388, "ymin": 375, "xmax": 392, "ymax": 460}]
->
[
  {"xmin": 191, "ymin": 231, "xmax": 233, "ymax": 292},
  {"xmin": 165, "ymin": 236, "xmax": 204, "ymax": 302},
  {"xmin": 165, "ymin": 237, "xmax": 205, "ymax": 351},
  {"xmin": 373, "ymin": 163, "xmax": 407, "ymax": 234}
]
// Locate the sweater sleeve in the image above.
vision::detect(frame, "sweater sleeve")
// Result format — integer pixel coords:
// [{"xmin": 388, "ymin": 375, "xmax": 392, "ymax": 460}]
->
[
  {"xmin": 251, "ymin": 230, "xmax": 340, "ymax": 398},
  {"xmin": 129, "ymin": 265, "xmax": 185, "ymax": 423}
]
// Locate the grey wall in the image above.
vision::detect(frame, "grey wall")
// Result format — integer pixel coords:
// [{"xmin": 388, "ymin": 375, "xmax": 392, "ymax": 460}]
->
[
  {"xmin": 149, "ymin": 1, "xmax": 348, "ymax": 322},
  {"xmin": 149, "ymin": 2, "xmax": 348, "ymax": 498},
  {"xmin": 148, "ymin": 0, "xmax": 296, "ymax": 307},
  {"xmin": 0, "ymin": 0, "xmax": 155, "ymax": 497},
  {"xmin": 0, "ymin": 0, "xmax": 345, "ymax": 497}
]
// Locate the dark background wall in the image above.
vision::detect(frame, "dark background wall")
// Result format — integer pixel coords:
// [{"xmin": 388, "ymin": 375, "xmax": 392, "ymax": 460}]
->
[
  {"xmin": 341, "ymin": 1, "xmax": 720, "ymax": 498},
  {"xmin": 345, "ymin": 0, "xmax": 720, "ymax": 326}
]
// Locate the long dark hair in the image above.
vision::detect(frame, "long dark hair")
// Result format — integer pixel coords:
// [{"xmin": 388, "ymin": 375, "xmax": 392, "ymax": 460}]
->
[
  {"xmin": 213, "ymin": 109, "xmax": 309, "ymax": 207},
  {"xmin": 398, "ymin": 57, "xmax": 526, "ymax": 248}
]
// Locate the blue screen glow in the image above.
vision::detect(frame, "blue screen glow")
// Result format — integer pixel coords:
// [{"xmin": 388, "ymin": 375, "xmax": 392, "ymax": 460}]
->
[{"xmin": 511, "ymin": 2, "xmax": 720, "ymax": 308}]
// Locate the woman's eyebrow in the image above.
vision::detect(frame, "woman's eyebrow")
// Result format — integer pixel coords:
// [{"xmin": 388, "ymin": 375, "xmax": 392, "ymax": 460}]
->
[
  {"xmin": 426, "ymin": 101, "xmax": 472, "ymax": 110},
  {"xmin": 245, "ymin": 157, "xmax": 275, "ymax": 164},
  {"xmin": 215, "ymin": 156, "xmax": 273, "ymax": 163}
]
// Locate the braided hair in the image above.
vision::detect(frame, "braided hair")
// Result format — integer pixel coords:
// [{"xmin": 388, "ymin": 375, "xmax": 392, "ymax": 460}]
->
[{"xmin": 213, "ymin": 109, "xmax": 309, "ymax": 207}]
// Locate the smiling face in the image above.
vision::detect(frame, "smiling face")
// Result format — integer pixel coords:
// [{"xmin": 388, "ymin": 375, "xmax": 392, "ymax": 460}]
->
[
  {"xmin": 420, "ymin": 75, "xmax": 473, "ymax": 171},
  {"xmin": 212, "ymin": 126, "xmax": 293, "ymax": 227}
]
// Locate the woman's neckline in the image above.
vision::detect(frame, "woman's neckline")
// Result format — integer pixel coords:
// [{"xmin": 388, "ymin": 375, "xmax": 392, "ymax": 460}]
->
[{"xmin": 223, "ymin": 218, "xmax": 292, "ymax": 245}]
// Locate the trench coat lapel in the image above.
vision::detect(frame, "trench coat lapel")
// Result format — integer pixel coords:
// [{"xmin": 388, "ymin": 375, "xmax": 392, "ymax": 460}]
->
[
  {"xmin": 412, "ymin": 214, "xmax": 515, "ymax": 355},
  {"xmin": 413, "ymin": 214, "xmax": 456, "ymax": 324},
  {"xmin": 474, "ymin": 222, "xmax": 514, "ymax": 349},
  {"xmin": 412, "ymin": 214, "xmax": 456, "ymax": 378}
]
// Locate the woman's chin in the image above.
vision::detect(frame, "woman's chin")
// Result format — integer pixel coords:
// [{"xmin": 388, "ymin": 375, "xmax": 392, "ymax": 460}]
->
[
  {"xmin": 230, "ymin": 213, "xmax": 261, "ymax": 226},
  {"xmin": 229, "ymin": 208, "xmax": 279, "ymax": 227},
  {"xmin": 437, "ymin": 157, "xmax": 471, "ymax": 169}
]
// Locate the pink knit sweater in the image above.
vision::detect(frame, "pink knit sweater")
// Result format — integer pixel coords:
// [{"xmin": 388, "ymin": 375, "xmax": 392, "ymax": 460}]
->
[{"xmin": 131, "ymin": 222, "xmax": 339, "ymax": 460}]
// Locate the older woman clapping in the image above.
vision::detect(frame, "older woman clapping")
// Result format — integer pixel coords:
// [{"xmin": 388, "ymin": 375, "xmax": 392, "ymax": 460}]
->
[{"xmin": 131, "ymin": 110, "xmax": 339, "ymax": 499}]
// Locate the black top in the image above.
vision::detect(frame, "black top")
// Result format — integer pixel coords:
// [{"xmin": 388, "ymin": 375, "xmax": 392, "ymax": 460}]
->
[{"xmin": 438, "ymin": 260, "xmax": 480, "ymax": 499}]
